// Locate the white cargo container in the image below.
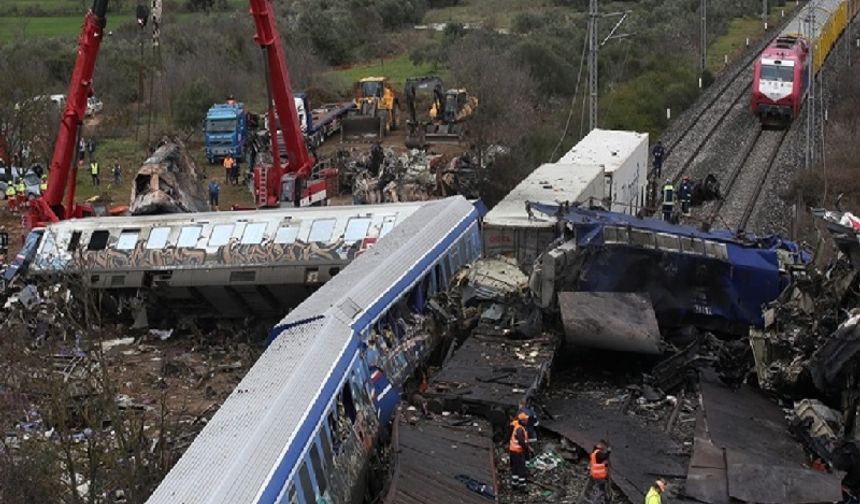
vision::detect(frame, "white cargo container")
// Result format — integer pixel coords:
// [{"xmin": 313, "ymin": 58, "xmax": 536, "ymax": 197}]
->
[
  {"xmin": 483, "ymin": 162, "xmax": 604, "ymax": 267},
  {"xmin": 559, "ymin": 128, "xmax": 648, "ymax": 215}
]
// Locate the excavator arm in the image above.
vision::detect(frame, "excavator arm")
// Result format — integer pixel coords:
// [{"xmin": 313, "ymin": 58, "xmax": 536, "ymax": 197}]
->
[{"xmin": 29, "ymin": 0, "xmax": 108, "ymax": 227}]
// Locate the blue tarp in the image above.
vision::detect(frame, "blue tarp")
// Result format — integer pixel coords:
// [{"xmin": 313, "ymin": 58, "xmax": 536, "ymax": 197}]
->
[{"xmin": 534, "ymin": 204, "xmax": 810, "ymax": 332}]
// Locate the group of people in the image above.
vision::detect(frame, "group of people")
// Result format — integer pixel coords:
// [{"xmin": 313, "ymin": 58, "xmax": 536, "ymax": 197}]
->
[
  {"xmin": 2, "ymin": 157, "xmax": 47, "ymax": 214},
  {"xmin": 223, "ymin": 154, "xmax": 241, "ymax": 185},
  {"xmin": 507, "ymin": 405, "xmax": 668, "ymax": 504},
  {"xmin": 660, "ymin": 176, "xmax": 694, "ymax": 223}
]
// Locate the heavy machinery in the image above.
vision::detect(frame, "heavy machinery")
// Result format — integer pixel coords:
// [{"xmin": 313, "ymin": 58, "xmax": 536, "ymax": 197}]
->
[
  {"xmin": 26, "ymin": 0, "xmax": 108, "ymax": 229},
  {"xmin": 249, "ymin": 0, "xmax": 336, "ymax": 207},
  {"xmin": 341, "ymin": 76, "xmax": 398, "ymax": 142},
  {"xmin": 404, "ymin": 76, "xmax": 477, "ymax": 148}
]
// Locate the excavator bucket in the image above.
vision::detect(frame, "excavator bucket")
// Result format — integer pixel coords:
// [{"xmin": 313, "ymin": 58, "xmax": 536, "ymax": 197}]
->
[
  {"xmin": 425, "ymin": 123, "xmax": 464, "ymax": 144},
  {"xmin": 341, "ymin": 114, "xmax": 384, "ymax": 143}
]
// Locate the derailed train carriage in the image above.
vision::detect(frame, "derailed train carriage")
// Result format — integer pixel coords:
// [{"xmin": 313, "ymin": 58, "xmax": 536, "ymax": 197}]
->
[
  {"xmin": 145, "ymin": 196, "xmax": 481, "ymax": 503},
  {"xmin": 21, "ymin": 202, "xmax": 428, "ymax": 317}
]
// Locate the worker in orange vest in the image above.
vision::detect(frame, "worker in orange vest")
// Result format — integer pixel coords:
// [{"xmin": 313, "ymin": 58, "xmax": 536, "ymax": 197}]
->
[
  {"xmin": 223, "ymin": 155, "xmax": 235, "ymax": 185},
  {"xmin": 509, "ymin": 411, "xmax": 531, "ymax": 492},
  {"xmin": 584, "ymin": 439, "xmax": 612, "ymax": 504}
]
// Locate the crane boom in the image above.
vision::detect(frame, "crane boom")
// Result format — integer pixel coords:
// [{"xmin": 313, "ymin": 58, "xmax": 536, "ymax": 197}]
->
[
  {"xmin": 32, "ymin": 0, "xmax": 108, "ymax": 226},
  {"xmin": 248, "ymin": 0, "xmax": 315, "ymax": 207}
]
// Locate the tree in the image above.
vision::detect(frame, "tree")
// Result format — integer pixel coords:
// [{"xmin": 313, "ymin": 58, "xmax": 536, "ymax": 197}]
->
[{"xmin": 172, "ymin": 79, "xmax": 217, "ymax": 130}]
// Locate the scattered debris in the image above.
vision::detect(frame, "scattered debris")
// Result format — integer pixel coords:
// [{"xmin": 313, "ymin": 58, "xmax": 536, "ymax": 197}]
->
[{"xmin": 130, "ymin": 137, "xmax": 209, "ymax": 215}]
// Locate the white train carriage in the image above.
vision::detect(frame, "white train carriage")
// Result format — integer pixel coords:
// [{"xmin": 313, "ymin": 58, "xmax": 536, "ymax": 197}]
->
[
  {"xmin": 25, "ymin": 202, "xmax": 427, "ymax": 316},
  {"xmin": 146, "ymin": 196, "xmax": 482, "ymax": 504}
]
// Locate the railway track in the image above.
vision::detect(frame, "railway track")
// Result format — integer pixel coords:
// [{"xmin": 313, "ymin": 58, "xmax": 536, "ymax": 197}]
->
[{"xmin": 703, "ymin": 128, "xmax": 789, "ymax": 231}]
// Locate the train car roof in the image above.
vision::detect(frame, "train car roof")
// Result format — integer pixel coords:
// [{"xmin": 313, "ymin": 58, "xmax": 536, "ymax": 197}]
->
[
  {"xmin": 779, "ymin": 0, "xmax": 843, "ymax": 39},
  {"xmin": 146, "ymin": 196, "xmax": 479, "ymax": 504},
  {"xmin": 559, "ymin": 128, "xmax": 648, "ymax": 174}
]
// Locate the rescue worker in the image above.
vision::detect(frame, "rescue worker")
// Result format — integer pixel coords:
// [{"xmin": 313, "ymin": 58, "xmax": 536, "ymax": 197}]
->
[
  {"xmin": 518, "ymin": 399, "xmax": 539, "ymax": 447},
  {"xmin": 679, "ymin": 175, "xmax": 693, "ymax": 216},
  {"xmin": 5, "ymin": 183, "xmax": 16, "ymax": 213},
  {"xmin": 39, "ymin": 175, "xmax": 48, "ymax": 194},
  {"xmin": 0, "ymin": 225, "xmax": 7, "ymax": 263},
  {"xmin": 369, "ymin": 141, "xmax": 384, "ymax": 176},
  {"xmin": 16, "ymin": 179, "xmax": 25, "ymax": 206},
  {"xmin": 645, "ymin": 479, "xmax": 667, "ymax": 504},
  {"xmin": 223, "ymin": 154, "xmax": 235, "ymax": 185},
  {"xmin": 584, "ymin": 440, "xmax": 611, "ymax": 504},
  {"xmin": 509, "ymin": 411, "xmax": 531, "ymax": 491},
  {"xmin": 208, "ymin": 179, "xmax": 220, "ymax": 210},
  {"xmin": 90, "ymin": 160, "xmax": 100, "ymax": 186},
  {"xmin": 661, "ymin": 179, "xmax": 675, "ymax": 222},
  {"xmin": 652, "ymin": 140, "xmax": 666, "ymax": 178},
  {"xmin": 113, "ymin": 159, "xmax": 122, "ymax": 184}
]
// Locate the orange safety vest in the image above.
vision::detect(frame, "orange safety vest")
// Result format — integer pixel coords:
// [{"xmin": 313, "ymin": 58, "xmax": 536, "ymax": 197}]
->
[
  {"xmin": 590, "ymin": 449, "xmax": 608, "ymax": 480},
  {"xmin": 509, "ymin": 420, "xmax": 527, "ymax": 454},
  {"xmin": 224, "ymin": 157, "xmax": 234, "ymax": 169}
]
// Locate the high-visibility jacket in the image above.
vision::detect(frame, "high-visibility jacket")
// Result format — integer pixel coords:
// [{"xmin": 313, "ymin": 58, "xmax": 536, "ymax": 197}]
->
[
  {"xmin": 223, "ymin": 157, "xmax": 235, "ymax": 169},
  {"xmin": 5, "ymin": 185, "xmax": 15, "ymax": 197},
  {"xmin": 90, "ymin": 162, "xmax": 99, "ymax": 175},
  {"xmin": 509, "ymin": 420, "xmax": 527, "ymax": 453},
  {"xmin": 662, "ymin": 184, "xmax": 675, "ymax": 205},
  {"xmin": 16, "ymin": 182, "xmax": 25, "ymax": 194},
  {"xmin": 590, "ymin": 449, "xmax": 608, "ymax": 479},
  {"xmin": 645, "ymin": 487, "xmax": 662, "ymax": 504},
  {"xmin": 40, "ymin": 180, "xmax": 47, "ymax": 192}
]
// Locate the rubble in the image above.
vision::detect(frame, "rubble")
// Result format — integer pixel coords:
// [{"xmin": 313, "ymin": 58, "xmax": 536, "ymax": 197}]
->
[{"xmin": 130, "ymin": 137, "xmax": 209, "ymax": 215}]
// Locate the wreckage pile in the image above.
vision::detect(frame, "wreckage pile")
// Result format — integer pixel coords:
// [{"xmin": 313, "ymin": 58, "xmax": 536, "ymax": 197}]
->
[
  {"xmin": 0, "ymin": 280, "xmax": 260, "ymax": 502},
  {"xmin": 334, "ymin": 147, "xmax": 483, "ymax": 204},
  {"xmin": 130, "ymin": 137, "xmax": 210, "ymax": 215}
]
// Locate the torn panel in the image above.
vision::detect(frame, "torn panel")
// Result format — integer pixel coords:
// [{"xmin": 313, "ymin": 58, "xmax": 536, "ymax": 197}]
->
[{"xmin": 558, "ymin": 291, "xmax": 662, "ymax": 354}]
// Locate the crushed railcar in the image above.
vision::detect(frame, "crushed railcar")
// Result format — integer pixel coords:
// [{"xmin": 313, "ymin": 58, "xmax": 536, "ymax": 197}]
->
[
  {"xmin": 23, "ymin": 202, "xmax": 427, "ymax": 317},
  {"xmin": 531, "ymin": 204, "xmax": 809, "ymax": 336},
  {"xmin": 145, "ymin": 196, "xmax": 482, "ymax": 504}
]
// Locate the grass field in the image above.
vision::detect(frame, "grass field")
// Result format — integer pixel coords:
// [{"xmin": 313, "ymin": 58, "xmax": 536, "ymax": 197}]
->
[
  {"xmin": 0, "ymin": 16, "xmax": 86, "ymax": 41},
  {"xmin": 707, "ymin": 3, "xmax": 800, "ymax": 73},
  {"xmin": 333, "ymin": 54, "xmax": 442, "ymax": 90}
]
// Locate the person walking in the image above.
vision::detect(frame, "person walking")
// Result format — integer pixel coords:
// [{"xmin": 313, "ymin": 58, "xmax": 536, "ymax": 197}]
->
[
  {"xmin": 90, "ymin": 160, "xmax": 100, "ymax": 186},
  {"xmin": 223, "ymin": 154, "xmax": 235, "ymax": 185},
  {"xmin": 645, "ymin": 479, "xmax": 667, "ymax": 504},
  {"xmin": 113, "ymin": 159, "xmax": 122, "ymax": 184},
  {"xmin": 584, "ymin": 440, "xmax": 611, "ymax": 504},
  {"xmin": 87, "ymin": 138, "xmax": 96, "ymax": 161},
  {"xmin": 679, "ymin": 176, "xmax": 693, "ymax": 216},
  {"xmin": 509, "ymin": 411, "xmax": 531, "ymax": 492},
  {"xmin": 208, "ymin": 180, "xmax": 220, "ymax": 210},
  {"xmin": 661, "ymin": 179, "xmax": 675, "ymax": 222},
  {"xmin": 78, "ymin": 138, "xmax": 86, "ymax": 162},
  {"xmin": 652, "ymin": 140, "xmax": 666, "ymax": 178}
]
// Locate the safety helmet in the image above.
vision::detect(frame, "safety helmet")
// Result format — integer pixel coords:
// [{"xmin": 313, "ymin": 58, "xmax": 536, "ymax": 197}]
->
[
  {"xmin": 665, "ymin": 179, "xmax": 671, "ymax": 184},
  {"xmin": 517, "ymin": 411, "xmax": 529, "ymax": 422}
]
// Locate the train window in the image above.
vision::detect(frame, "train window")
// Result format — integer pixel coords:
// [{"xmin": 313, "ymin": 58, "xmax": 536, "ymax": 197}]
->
[
  {"xmin": 177, "ymin": 226, "xmax": 202, "ymax": 248},
  {"xmin": 298, "ymin": 463, "xmax": 315, "ymax": 504},
  {"xmin": 380, "ymin": 216, "xmax": 396, "ymax": 237},
  {"xmin": 208, "ymin": 224, "xmax": 234, "ymax": 247},
  {"xmin": 320, "ymin": 422, "xmax": 334, "ymax": 466},
  {"xmin": 146, "ymin": 227, "xmax": 170, "ymax": 249},
  {"xmin": 761, "ymin": 64, "xmax": 794, "ymax": 82},
  {"xmin": 241, "ymin": 222, "xmax": 268, "ymax": 244},
  {"xmin": 340, "ymin": 382, "xmax": 357, "ymax": 423},
  {"xmin": 67, "ymin": 231, "xmax": 82, "ymax": 252},
  {"xmin": 309, "ymin": 440, "xmax": 327, "ymax": 494},
  {"xmin": 287, "ymin": 484, "xmax": 298, "ymax": 504},
  {"xmin": 344, "ymin": 217, "xmax": 371, "ymax": 242},
  {"xmin": 275, "ymin": 225, "xmax": 299, "ymax": 244},
  {"xmin": 308, "ymin": 219, "xmax": 336, "ymax": 242},
  {"xmin": 116, "ymin": 229, "xmax": 140, "ymax": 251},
  {"xmin": 87, "ymin": 230, "xmax": 110, "ymax": 251}
]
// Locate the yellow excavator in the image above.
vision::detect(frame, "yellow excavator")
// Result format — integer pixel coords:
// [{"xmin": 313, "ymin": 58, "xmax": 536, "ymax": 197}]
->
[
  {"xmin": 404, "ymin": 76, "xmax": 477, "ymax": 148},
  {"xmin": 341, "ymin": 76, "xmax": 398, "ymax": 142}
]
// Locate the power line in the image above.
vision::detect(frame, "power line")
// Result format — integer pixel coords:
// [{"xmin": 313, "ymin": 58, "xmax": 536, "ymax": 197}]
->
[{"xmin": 550, "ymin": 33, "xmax": 589, "ymax": 161}]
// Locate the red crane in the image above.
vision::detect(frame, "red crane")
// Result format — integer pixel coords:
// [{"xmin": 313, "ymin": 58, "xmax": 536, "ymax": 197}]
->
[
  {"xmin": 26, "ymin": 0, "xmax": 107, "ymax": 229},
  {"xmin": 249, "ymin": 0, "xmax": 336, "ymax": 207}
]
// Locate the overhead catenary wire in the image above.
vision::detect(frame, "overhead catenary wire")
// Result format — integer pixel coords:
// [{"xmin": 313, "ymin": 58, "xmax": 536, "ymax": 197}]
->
[{"xmin": 549, "ymin": 29, "xmax": 589, "ymax": 162}]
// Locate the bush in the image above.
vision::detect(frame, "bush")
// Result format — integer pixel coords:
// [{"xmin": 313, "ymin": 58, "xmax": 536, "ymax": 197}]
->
[{"xmin": 172, "ymin": 79, "xmax": 217, "ymax": 130}]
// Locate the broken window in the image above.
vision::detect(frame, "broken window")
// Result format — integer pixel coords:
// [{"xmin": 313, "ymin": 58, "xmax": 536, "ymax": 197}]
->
[
  {"xmin": 68, "ymin": 231, "xmax": 82, "ymax": 252},
  {"xmin": 344, "ymin": 217, "xmax": 371, "ymax": 242},
  {"xmin": 208, "ymin": 224, "xmax": 234, "ymax": 247},
  {"xmin": 287, "ymin": 484, "xmax": 298, "ymax": 504},
  {"xmin": 298, "ymin": 463, "xmax": 315, "ymax": 503},
  {"xmin": 275, "ymin": 225, "xmax": 299, "ymax": 244},
  {"xmin": 87, "ymin": 230, "xmax": 110, "ymax": 251},
  {"xmin": 308, "ymin": 219, "xmax": 336, "ymax": 242},
  {"xmin": 241, "ymin": 222, "xmax": 267, "ymax": 245},
  {"xmin": 320, "ymin": 419, "xmax": 335, "ymax": 467},
  {"xmin": 116, "ymin": 229, "xmax": 140, "ymax": 251},
  {"xmin": 340, "ymin": 381, "xmax": 356, "ymax": 423},
  {"xmin": 177, "ymin": 226, "xmax": 202, "ymax": 248},
  {"xmin": 309, "ymin": 439, "xmax": 327, "ymax": 495},
  {"xmin": 146, "ymin": 227, "xmax": 170, "ymax": 249},
  {"xmin": 380, "ymin": 216, "xmax": 396, "ymax": 237}
]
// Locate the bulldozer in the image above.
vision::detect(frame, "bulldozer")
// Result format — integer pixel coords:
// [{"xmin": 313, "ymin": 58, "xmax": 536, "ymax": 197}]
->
[
  {"xmin": 404, "ymin": 76, "xmax": 477, "ymax": 148},
  {"xmin": 341, "ymin": 76, "xmax": 398, "ymax": 142}
]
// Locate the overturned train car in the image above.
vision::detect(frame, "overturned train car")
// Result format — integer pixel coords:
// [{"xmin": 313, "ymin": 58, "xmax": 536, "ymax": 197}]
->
[
  {"xmin": 146, "ymin": 196, "xmax": 482, "ymax": 504},
  {"xmin": 531, "ymin": 205, "xmax": 809, "ymax": 335},
  {"xmin": 22, "ymin": 202, "xmax": 428, "ymax": 317}
]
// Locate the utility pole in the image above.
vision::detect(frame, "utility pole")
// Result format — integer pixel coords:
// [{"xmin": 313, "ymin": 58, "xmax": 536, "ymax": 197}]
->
[
  {"xmin": 762, "ymin": 0, "xmax": 768, "ymax": 30},
  {"xmin": 700, "ymin": 0, "xmax": 707, "ymax": 79},
  {"xmin": 588, "ymin": 0, "xmax": 599, "ymax": 132}
]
